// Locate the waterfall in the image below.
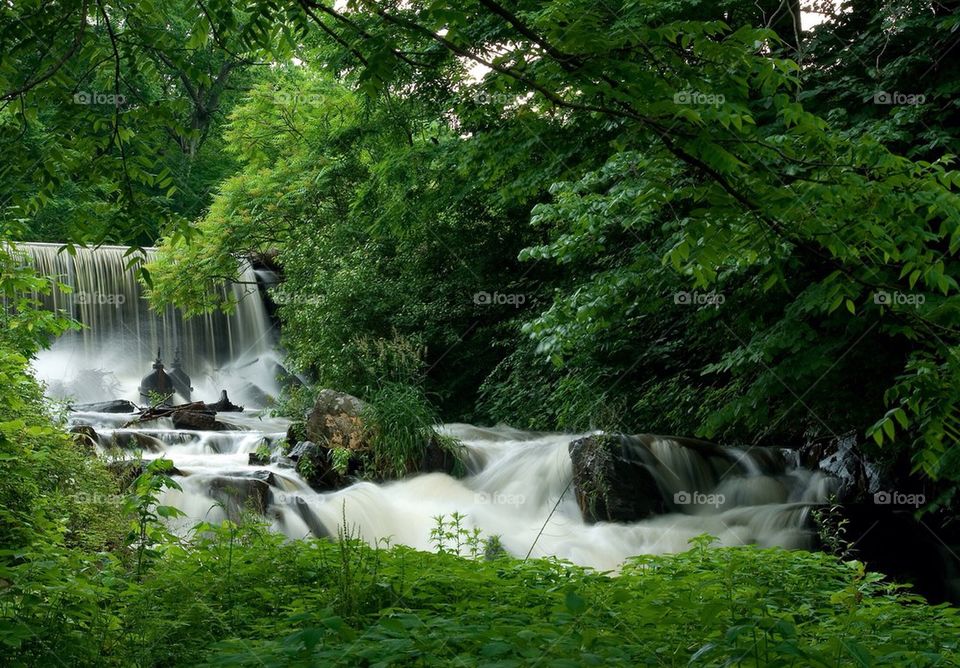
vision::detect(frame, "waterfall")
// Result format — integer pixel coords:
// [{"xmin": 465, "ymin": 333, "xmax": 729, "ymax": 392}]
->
[
  {"xmin": 31, "ymin": 241, "xmax": 835, "ymax": 572},
  {"xmin": 19, "ymin": 242, "xmax": 280, "ymax": 406}
]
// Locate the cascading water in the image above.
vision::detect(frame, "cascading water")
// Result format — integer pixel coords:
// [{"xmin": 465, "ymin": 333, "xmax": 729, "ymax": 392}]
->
[
  {"xmin": 24, "ymin": 242, "xmax": 835, "ymax": 569},
  {"xmin": 20, "ymin": 242, "xmax": 282, "ymax": 405}
]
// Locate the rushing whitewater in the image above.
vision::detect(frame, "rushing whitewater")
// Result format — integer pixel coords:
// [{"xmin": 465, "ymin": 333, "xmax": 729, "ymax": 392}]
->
[
  {"xmin": 69, "ymin": 409, "xmax": 835, "ymax": 570},
  {"xmin": 26, "ymin": 241, "xmax": 835, "ymax": 569}
]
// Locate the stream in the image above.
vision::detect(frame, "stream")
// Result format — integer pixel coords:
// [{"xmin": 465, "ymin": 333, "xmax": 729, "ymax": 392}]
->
[{"xmin": 27, "ymin": 241, "xmax": 836, "ymax": 569}]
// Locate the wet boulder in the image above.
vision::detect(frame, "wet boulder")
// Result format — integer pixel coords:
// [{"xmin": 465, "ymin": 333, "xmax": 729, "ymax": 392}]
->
[
  {"xmin": 288, "ymin": 440, "xmax": 321, "ymax": 461},
  {"xmin": 569, "ymin": 434, "xmax": 667, "ymax": 523},
  {"xmin": 172, "ymin": 409, "xmax": 226, "ymax": 431},
  {"xmin": 287, "ymin": 440, "xmax": 349, "ymax": 491},
  {"xmin": 207, "ymin": 476, "xmax": 271, "ymax": 517},
  {"xmin": 271, "ymin": 495, "xmax": 330, "ymax": 539},
  {"xmin": 802, "ymin": 432, "xmax": 882, "ymax": 503},
  {"xmin": 70, "ymin": 425, "xmax": 99, "ymax": 452},
  {"xmin": 107, "ymin": 460, "xmax": 183, "ymax": 490},
  {"xmin": 305, "ymin": 389, "xmax": 368, "ymax": 449},
  {"xmin": 106, "ymin": 430, "xmax": 166, "ymax": 453},
  {"xmin": 418, "ymin": 434, "xmax": 464, "ymax": 476}
]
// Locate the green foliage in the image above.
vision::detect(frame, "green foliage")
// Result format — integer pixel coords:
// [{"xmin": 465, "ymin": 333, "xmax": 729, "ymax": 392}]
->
[
  {"xmin": 430, "ymin": 512, "xmax": 485, "ymax": 558},
  {"xmin": 148, "ymin": 66, "xmax": 542, "ymax": 420},
  {"xmin": 253, "ymin": 439, "xmax": 272, "ymax": 462},
  {"xmin": 123, "ymin": 457, "xmax": 185, "ymax": 579},
  {"xmin": 7, "ymin": 525, "xmax": 953, "ymax": 667},
  {"xmin": 0, "ymin": 0, "xmax": 267, "ymax": 246},
  {"xmin": 140, "ymin": 1, "xmax": 960, "ymax": 516},
  {"xmin": 813, "ymin": 498, "xmax": 856, "ymax": 562},
  {"xmin": 295, "ymin": 452, "xmax": 318, "ymax": 481},
  {"xmin": 363, "ymin": 381, "xmax": 440, "ymax": 479},
  {"xmin": 331, "ymin": 446, "xmax": 351, "ymax": 475},
  {"xmin": 0, "ymin": 334, "xmax": 126, "ymax": 665},
  {"xmin": 0, "ymin": 243, "xmax": 77, "ymax": 355},
  {"xmin": 0, "ymin": 344, "xmax": 122, "ymax": 552}
]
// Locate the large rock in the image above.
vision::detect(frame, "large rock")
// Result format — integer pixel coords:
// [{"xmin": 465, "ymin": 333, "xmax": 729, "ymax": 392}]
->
[
  {"xmin": 107, "ymin": 460, "xmax": 183, "ymax": 490},
  {"xmin": 287, "ymin": 440, "xmax": 349, "ymax": 490},
  {"xmin": 833, "ymin": 503, "xmax": 960, "ymax": 604},
  {"xmin": 289, "ymin": 390, "xmax": 464, "ymax": 492},
  {"xmin": 305, "ymin": 389, "xmax": 368, "ymax": 449},
  {"xmin": 207, "ymin": 475, "xmax": 271, "ymax": 517},
  {"xmin": 172, "ymin": 409, "xmax": 225, "ymax": 431},
  {"xmin": 70, "ymin": 425, "xmax": 99, "ymax": 452},
  {"xmin": 288, "ymin": 440, "xmax": 321, "ymax": 461},
  {"xmin": 801, "ymin": 432, "xmax": 882, "ymax": 503},
  {"xmin": 569, "ymin": 434, "xmax": 667, "ymax": 523},
  {"xmin": 418, "ymin": 434, "xmax": 464, "ymax": 476},
  {"xmin": 106, "ymin": 430, "xmax": 166, "ymax": 452}
]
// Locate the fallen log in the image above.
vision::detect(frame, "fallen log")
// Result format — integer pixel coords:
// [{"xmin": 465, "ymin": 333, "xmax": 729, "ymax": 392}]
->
[{"xmin": 122, "ymin": 391, "xmax": 243, "ymax": 427}]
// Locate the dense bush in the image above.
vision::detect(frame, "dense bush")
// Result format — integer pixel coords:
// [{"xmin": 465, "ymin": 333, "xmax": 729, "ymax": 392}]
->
[
  {"xmin": 7, "ymin": 520, "xmax": 959, "ymax": 667},
  {"xmin": 0, "ymin": 347, "xmax": 128, "ymax": 664}
]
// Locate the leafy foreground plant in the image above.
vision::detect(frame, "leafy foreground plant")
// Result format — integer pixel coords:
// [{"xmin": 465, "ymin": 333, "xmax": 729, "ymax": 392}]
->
[{"xmin": 9, "ymin": 523, "xmax": 951, "ymax": 667}]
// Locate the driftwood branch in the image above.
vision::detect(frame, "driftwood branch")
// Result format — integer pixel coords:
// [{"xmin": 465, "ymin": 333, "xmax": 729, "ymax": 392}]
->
[{"xmin": 124, "ymin": 391, "xmax": 243, "ymax": 427}]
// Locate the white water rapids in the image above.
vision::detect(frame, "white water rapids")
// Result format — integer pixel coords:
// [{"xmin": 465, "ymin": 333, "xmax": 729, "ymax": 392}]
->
[
  {"xmin": 22, "ymin": 241, "xmax": 836, "ymax": 569},
  {"xmin": 67, "ymin": 411, "xmax": 836, "ymax": 569}
]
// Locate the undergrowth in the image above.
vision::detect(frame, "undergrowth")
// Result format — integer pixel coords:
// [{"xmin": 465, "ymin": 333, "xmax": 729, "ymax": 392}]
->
[{"xmin": 5, "ymin": 518, "xmax": 959, "ymax": 667}]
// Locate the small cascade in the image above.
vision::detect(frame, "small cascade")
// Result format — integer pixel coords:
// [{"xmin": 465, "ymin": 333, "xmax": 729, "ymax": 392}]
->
[
  {"xmin": 70, "ymin": 405, "xmax": 835, "ymax": 572},
  {"xmin": 18, "ymin": 242, "xmax": 281, "ymax": 405}
]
